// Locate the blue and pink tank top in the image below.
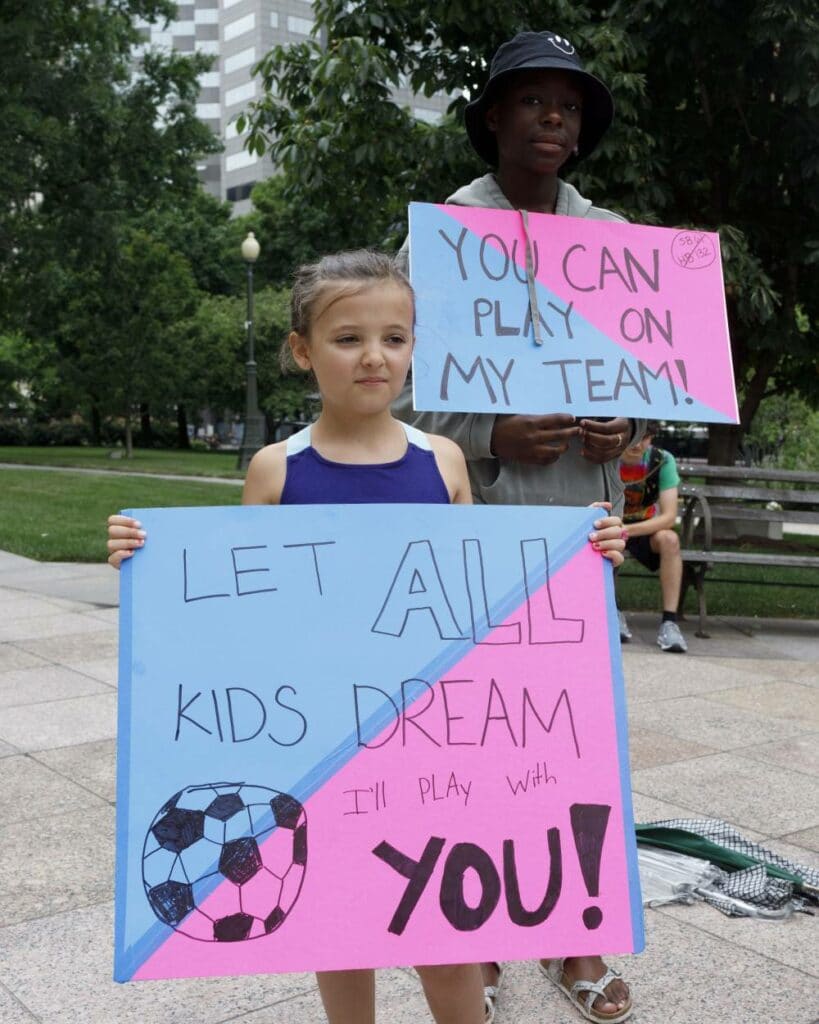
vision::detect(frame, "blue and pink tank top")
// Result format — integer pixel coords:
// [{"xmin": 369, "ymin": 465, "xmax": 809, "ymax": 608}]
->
[{"xmin": 279, "ymin": 422, "xmax": 450, "ymax": 505}]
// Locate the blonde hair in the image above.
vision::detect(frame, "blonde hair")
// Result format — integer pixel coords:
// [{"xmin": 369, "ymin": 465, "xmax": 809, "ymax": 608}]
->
[{"xmin": 281, "ymin": 250, "xmax": 414, "ymax": 372}]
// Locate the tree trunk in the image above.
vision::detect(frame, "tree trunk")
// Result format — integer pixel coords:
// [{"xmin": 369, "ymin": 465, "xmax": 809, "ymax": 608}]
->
[
  {"xmin": 90, "ymin": 404, "xmax": 101, "ymax": 446},
  {"xmin": 124, "ymin": 414, "xmax": 133, "ymax": 458},
  {"xmin": 707, "ymin": 424, "xmax": 743, "ymax": 466},
  {"xmin": 140, "ymin": 402, "xmax": 153, "ymax": 447},
  {"xmin": 177, "ymin": 404, "xmax": 191, "ymax": 449}
]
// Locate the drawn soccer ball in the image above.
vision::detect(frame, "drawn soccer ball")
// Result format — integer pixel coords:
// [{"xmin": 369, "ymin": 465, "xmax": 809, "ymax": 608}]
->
[{"xmin": 142, "ymin": 782, "xmax": 307, "ymax": 942}]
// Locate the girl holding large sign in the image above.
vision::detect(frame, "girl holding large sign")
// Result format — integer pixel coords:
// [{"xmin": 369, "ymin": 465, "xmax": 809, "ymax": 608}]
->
[{"xmin": 107, "ymin": 250, "xmax": 627, "ymax": 1023}]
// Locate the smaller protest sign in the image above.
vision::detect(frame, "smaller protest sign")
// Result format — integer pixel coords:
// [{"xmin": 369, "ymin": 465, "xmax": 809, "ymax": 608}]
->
[{"xmin": 409, "ymin": 202, "xmax": 738, "ymax": 423}]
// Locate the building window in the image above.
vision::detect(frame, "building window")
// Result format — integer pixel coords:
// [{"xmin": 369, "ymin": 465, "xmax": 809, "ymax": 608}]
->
[
  {"xmin": 287, "ymin": 15, "xmax": 314, "ymax": 36},
  {"xmin": 196, "ymin": 103, "xmax": 221, "ymax": 120},
  {"xmin": 225, "ymin": 80, "xmax": 256, "ymax": 106},
  {"xmin": 226, "ymin": 181, "xmax": 256, "ymax": 202},
  {"xmin": 224, "ymin": 13, "xmax": 255, "ymax": 42},
  {"xmin": 225, "ymin": 149, "xmax": 258, "ymax": 172},
  {"xmin": 224, "ymin": 46, "xmax": 255, "ymax": 75}
]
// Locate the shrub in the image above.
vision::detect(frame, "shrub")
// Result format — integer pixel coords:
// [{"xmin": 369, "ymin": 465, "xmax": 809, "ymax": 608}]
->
[{"xmin": 0, "ymin": 420, "xmax": 29, "ymax": 445}]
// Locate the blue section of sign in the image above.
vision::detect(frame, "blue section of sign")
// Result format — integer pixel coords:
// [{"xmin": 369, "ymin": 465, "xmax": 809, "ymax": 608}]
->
[
  {"xmin": 602, "ymin": 567, "xmax": 646, "ymax": 952},
  {"xmin": 114, "ymin": 504, "xmax": 601, "ymax": 979},
  {"xmin": 409, "ymin": 203, "xmax": 733, "ymax": 422}
]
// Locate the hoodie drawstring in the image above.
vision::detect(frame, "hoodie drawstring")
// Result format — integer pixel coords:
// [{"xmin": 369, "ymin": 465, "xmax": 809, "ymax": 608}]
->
[{"xmin": 520, "ymin": 209, "xmax": 543, "ymax": 346}]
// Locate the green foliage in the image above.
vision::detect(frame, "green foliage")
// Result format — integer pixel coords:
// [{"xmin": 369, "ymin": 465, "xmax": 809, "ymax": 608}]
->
[
  {"xmin": 180, "ymin": 286, "xmax": 313, "ymax": 426},
  {"xmin": 0, "ymin": 1, "xmax": 234, "ymax": 439},
  {"xmin": 0, "ymin": 1, "xmax": 217, "ymax": 282},
  {"xmin": 139, "ymin": 190, "xmax": 242, "ymax": 296},
  {"xmin": 618, "ymin": 0, "xmax": 819, "ymax": 434},
  {"xmin": 0, "ymin": 333, "xmax": 31, "ymax": 412},
  {"xmin": 744, "ymin": 394, "xmax": 819, "ymax": 470}
]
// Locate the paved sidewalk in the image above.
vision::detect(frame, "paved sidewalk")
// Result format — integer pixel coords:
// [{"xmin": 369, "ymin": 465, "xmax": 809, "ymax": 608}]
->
[{"xmin": 0, "ymin": 549, "xmax": 816, "ymax": 1024}]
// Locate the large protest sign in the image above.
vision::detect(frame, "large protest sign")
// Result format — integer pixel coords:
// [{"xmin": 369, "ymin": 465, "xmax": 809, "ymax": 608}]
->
[
  {"xmin": 409, "ymin": 202, "xmax": 738, "ymax": 423},
  {"xmin": 114, "ymin": 505, "xmax": 643, "ymax": 981}
]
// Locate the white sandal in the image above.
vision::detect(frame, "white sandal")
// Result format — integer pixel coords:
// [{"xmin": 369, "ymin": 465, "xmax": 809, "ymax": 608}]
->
[
  {"xmin": 539, "ymin": 959, "xmax": 633, "ymax": 1023},
  {"xmin": 484, "ymin": 962, "xmax": 504, "ymax": 1023}
]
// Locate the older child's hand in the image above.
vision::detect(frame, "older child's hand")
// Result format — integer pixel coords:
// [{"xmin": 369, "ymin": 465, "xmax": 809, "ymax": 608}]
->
[
  {"xmin": 587, "ymin": 501, "xmax": 626, "ymax": 568},
  {"xmin": 579, "ymin": 417, "xmax": 631, "ymax": 464},
  {"xmin": 107, "ymin": 514, "xmax": 145, "ymax": 569}
]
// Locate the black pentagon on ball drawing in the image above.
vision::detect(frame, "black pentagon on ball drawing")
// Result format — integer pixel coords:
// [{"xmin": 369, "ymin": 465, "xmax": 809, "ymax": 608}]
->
[{"xmin": 142, "ymin": 782, "xmax": 307, "ymax": 942}]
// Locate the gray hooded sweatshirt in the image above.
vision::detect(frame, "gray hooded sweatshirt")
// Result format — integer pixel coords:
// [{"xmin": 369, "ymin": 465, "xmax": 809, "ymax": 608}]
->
[{"xmin": 393, "ymin": 173, "xmax": 643, "ymax": 514}]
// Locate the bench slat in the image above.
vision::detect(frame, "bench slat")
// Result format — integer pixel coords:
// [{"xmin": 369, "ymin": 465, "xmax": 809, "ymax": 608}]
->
[
  {"xmin": 680, "ymin": 551, "xmax": 818, "ymax": 568},
  {"xmin": 678, "ymin": 464, "xmax": 819, "ymax": 485},
  {"xmin": 679, "ymin": 483, "xmax": 819, "ymax": 504},
  {"xmin": 692, "ymin": 505, "xmax": 819, "ymax": 525}
]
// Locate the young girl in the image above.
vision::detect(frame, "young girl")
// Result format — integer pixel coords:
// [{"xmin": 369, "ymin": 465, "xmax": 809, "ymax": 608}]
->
[{"xmin": 107, "ymin": 249, "xmax": 626, "ymax": 1024}]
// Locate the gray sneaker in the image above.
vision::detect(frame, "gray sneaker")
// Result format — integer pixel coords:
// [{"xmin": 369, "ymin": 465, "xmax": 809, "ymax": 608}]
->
[
  {"xmin": 657, "ymin": 620, "xmax": 687, "ymax": 652},
  {"xmin": 618, "ymin": 611, "xmax": 632, "ymax": 642}
]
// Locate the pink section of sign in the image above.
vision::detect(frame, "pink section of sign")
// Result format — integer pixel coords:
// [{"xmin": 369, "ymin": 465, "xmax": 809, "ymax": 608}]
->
[
  {"xmin": 135, "ymin": 547, "xmax": 635, "ymax": 979},
  {"xmin": 438, "ymin": 204, "xmax": 737, "ymax": 421}
]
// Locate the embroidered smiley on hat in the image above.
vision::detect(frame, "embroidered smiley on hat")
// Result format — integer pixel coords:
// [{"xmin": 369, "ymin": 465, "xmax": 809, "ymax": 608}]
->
[{"xmin": 547, "ymin": 34, "xmax": 576, "ymax": 55}]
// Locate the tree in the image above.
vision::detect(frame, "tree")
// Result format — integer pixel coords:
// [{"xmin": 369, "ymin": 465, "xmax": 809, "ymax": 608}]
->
[
  {"xmin": 0, "ymin": 0, "xmax": 223, "ymax": 441},
  {"xmin": 180, "ymin": 287, "xmax": 313, "ymax": 435},
  {"xmin": 1, "ymin": 2, "xmax": 216, "ymax": 277},
  {"xmin": 241, "ymin": 0, "xmax": 819, "ymax": 462},
  {"xmin": 620, "ymin": 0, "xmax": 819, "ymax": 463},
  {"xmin": 139, "ymin": 189, "xmax": 243, "ymax": 298}
]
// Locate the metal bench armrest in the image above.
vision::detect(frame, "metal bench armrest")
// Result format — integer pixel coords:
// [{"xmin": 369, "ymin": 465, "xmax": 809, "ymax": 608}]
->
[{"xmin": 680, "ymin": 487, "xmax": 712, "ymax": 550}]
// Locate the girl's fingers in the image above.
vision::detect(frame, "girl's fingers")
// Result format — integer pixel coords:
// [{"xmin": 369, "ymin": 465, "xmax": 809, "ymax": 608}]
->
[
  {"xmin": 106, "ymin": 516, "xmax": 144, "ymax": 570},
  {"xmin": 107, "ymin": 531, "xmax": 145, "ymax": 544},
  {"xmin": 592, "ymin": 514, "xmax": 622, "ymax": 529},
  {"xmin": 592, "ymin": 527, "xmax": 625, "ymax": 543},
  {"xmin": 107, "ymin": 538, "xmax": 141, "ymax": 551},
  {"xmin": 107, "ymin": 514, "xmax": 141, "ymax": 528},
  {"xmin": 585, "ymin": 503, "xmax": 625, "ymax": 566},
  {"xmin": 589, "ymin": 528, "xmax": 625, "ymax": 544}
]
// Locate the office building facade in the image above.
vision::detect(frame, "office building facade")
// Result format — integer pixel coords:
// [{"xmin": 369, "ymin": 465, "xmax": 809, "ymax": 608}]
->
[{"xmin": 135, "ymin": 1, "xmax": 449, "ymax": 213}]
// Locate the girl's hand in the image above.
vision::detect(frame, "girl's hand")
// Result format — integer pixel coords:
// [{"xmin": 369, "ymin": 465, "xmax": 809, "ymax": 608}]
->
[
  {"xmin": 107, "ymin": 514, "xmax": 145, "ymax": 569},
  {"xmin": 588, "ymin": 501, "xmax": 626, "ymax": 568}
]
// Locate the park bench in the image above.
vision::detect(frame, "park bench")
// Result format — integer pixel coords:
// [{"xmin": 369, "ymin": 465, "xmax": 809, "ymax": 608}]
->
[{"xmin": 674, "ymin": 464, "xmax": 819, "ymax": 636}]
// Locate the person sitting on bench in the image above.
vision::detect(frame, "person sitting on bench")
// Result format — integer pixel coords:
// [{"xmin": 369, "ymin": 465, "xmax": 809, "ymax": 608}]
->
[{"xmin": 618, "ymin": 422, "xmax": 688, "ymax": 653}]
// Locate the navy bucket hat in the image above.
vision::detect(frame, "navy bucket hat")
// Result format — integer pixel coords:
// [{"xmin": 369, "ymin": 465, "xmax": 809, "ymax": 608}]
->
[{"xmin": 464, "ymin": 31, "xmax": 615, "ymax": 165}]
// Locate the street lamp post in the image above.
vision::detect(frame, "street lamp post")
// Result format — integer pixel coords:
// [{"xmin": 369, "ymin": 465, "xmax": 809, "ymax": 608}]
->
[{"xmin": 238, "ymin": 231, "xmax": 266, "ymax": 470}]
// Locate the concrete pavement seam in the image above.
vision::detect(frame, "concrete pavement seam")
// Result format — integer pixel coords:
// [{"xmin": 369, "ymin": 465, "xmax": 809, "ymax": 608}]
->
[{"xmin": 0, "ymin": 979, "xmax": 39, "ymax": 1023}]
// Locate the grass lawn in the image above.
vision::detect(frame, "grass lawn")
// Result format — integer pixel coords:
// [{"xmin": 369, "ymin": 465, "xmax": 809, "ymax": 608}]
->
[
  {"xmin": 0, "ymin": 445, "xmax": 244, "ymax": 478},
  {"xmin": 617, "ymin": 535, "xmax": 819, "ymax": 620},
  {"xmin": 0, "ymin": 468, "xmax": 241, "ymax": 562}
]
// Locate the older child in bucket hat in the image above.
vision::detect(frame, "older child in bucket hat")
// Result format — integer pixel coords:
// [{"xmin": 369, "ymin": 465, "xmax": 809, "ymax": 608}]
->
[{"xmin": 394, "ymin": 29, "xmax": 638, "ymax": 1024}]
